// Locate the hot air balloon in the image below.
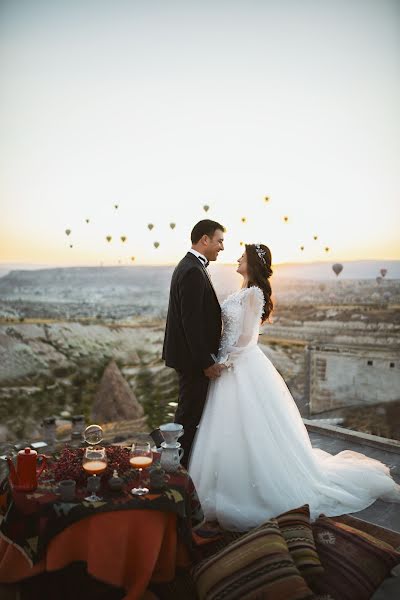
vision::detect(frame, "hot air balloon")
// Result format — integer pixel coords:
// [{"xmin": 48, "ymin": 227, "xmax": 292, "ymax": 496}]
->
[
  {"xmin": 300, "ymin": 246, "xmax": 304, "ymax": 251},
  {"xmin": 240, "ymin": 241, "xmax": 244, "ymax": 246},
  {"xmin": 169, "ymin": 223, "xmax": 176, "ymax": 230},
  {"xmin": 264, "ymin": 196, "xmax": 270, "ymax": 203},
  {"xmin": 106, "ymin": 235, "xmax": 112, "ymax": 243},
  {"xmin": 85, "ymin": 219, "xmax": 90, "ymax": 224},
  {"xmin": 332, "ymin": 263, "xmax": 343, "ymax": 277},
  {"xmin": 376, "ymin": 276, "xmax": 383, "ymax": 285},
  {"xmin": 153, "ymin": 241, "xmax": 160, "ymax": 249},
  {"xmin": 380, "ymin": 268, "xmax": 387, "ymax": 278},
  {"xmin": 147, "ymin": 223, "xmax": 154, "ymax": 231},
  {"xmin": 313, "ymin": 235, "xmax": 318, "ymax": 241},
  {"xmin": 69, "ymin": 244, "xmax": 73, "ymax": 249},
  {"xmin": 130, "ymin": 256, "xmax": 136, "ymax": 262},
  {"xmin": 324, "ymin": 246, "xmax": 330, "ymax": 253},
  {"xmin": 241, "ymin": 217, "xmax": 247, "ymax": 223},
  {"xmin": 203, "ymin": 205, "xmax": 210, "ymax": 213},
  {"xmin": 65, "ymin": 229, "xmax": 71, "ymax": 236},
  {"xmin": 114, "ymin": 204, "xmax": 119, "ymax": 210},
  {"xmin": 120, "ymin": 236, "xmax": 127, "ymax": 243},
  {"xmin": 283, "ymin": 216, "xmax": 289, "ymax": 223}
]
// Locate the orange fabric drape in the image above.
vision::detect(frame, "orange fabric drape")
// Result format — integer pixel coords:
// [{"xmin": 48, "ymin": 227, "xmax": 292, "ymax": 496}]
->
[{"xmin": 0, "ymin": 509, "xmax": 190, "ymax": 600}]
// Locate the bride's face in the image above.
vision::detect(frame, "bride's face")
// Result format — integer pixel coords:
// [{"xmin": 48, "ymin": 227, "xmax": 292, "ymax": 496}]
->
[{"xmin": 236, "ymin": 251, "xmax": 248, "ymax": 277}]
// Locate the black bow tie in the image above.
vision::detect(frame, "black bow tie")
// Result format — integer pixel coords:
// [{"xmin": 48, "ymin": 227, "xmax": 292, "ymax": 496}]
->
[{"xmin": 198, "ymin": 256, "xmax": 209, "ymax": 268}]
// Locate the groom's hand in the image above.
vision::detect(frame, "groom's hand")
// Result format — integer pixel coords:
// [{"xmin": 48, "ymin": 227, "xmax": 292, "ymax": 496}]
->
[{"xmin": 203, "ymin": 364, "xmax": 224, "ymax": 380}]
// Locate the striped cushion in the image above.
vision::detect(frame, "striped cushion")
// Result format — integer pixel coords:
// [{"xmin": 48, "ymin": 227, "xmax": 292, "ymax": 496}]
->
[
  {"xmin": 311, "ymin": 516, "xmax": 400, "ymax": 600},
  {"xmin": 192, "ymin": 518, "xmax": 315, "ymax": 600},
  {"xmin": 276, "ymin": 504, "xmax": 324, "ymax": 582}
]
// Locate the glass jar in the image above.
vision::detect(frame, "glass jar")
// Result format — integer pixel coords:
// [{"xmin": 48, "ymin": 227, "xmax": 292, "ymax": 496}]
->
[
  {"xmin": 42, "ymin": 417, "xmax": 56, "ymax": 445},
  {"xmin": 71, "ymin": 415, "xmax": 85, "ymax": 438}
]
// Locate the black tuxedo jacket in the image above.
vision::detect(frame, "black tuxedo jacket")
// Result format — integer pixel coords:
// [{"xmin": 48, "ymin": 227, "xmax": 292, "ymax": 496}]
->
[{"xmin": 162, "ymin": 252, "xmax": 222, "ymax": 373}]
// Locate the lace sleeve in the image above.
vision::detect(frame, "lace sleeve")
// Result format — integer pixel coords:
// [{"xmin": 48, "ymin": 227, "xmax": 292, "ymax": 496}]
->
[
  {"xmin": 236, "ymin": 286, "xmax": 264, "ymax": 348},
  {"xmin": 217, "ymin": 286, "xmax": 264, "ymax": 363}
]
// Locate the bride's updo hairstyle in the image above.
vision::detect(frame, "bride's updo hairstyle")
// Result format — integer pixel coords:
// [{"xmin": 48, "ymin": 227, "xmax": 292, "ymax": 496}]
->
[{"xmin": 244, "ymin": 243, "xmax": 273, "ymax": 324}]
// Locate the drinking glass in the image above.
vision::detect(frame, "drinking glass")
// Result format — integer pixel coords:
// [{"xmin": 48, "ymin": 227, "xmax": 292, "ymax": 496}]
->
[
  {"xmin": 83, "ymin": 446, "xmax": 107, "ymax": 502},
  {"xmin": 130, "ymin": 442, "xmax": 153, "ymax": 495},
  {"xmin": 84, "ymin": 424, "xmax": 103, "ymax": 446}
]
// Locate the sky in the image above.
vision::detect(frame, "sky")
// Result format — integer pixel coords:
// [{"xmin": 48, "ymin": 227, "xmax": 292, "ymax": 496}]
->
[{"xmin": 0, "ymin": 0, "xmax": 399, "ymax": 266}]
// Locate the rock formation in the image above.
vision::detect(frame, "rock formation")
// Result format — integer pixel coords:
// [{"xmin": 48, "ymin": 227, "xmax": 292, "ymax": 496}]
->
[{"xmin": 91, "ymin": 360, "xmax": 144, "ymax": 423}]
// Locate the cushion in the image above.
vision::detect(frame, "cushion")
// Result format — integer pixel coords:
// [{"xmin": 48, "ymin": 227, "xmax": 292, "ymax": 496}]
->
[
  {"xmin": 192, "ymin": 518, "xmax": 315, "ymax": 600},
  {"xmin": 276, "ymin": 504, "xmax": 324, "ymax": 582},
  {"xmin": 311, "ymin": 516, "xmax": 400, "ymax": 600}
]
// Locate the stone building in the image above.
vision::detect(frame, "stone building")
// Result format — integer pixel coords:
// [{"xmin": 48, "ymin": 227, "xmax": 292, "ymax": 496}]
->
[{"xmin": 305, "ymin": 343, "xmax": 400, "ymax": 415}]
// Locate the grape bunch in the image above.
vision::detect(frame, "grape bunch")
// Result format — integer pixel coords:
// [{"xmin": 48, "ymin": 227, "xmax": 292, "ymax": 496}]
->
[
  {"xmin": 51, "ymin": 446, "xmax": 131, "ymax": 484},
  {"xmin": 104, "ymin": 446, "xmax": 131, "ymax": 478},
  {"xmin": 52, "ymin": 448, "xmax": 85, "ymax": 484}
]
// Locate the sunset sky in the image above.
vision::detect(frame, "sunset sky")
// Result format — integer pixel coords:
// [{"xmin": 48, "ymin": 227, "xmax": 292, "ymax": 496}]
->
[{"xmin": 0, "ymin": 0, "xmax": 399, "ymax": 267}]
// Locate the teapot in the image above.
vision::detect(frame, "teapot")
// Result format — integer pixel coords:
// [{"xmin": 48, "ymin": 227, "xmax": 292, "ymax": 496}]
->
[
  {"xmin": 160, "ymin": 444, "xmax": 184, "ymax": 473},
  {"xmin": 7, "ymin": 447, "xmax": 47, "ymax": 492}
]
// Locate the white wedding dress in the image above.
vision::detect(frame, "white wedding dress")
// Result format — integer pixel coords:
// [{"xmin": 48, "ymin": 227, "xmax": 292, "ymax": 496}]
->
[{"xmin": 189, "ymin": 286, "xmax": 400, "ymax": 531}]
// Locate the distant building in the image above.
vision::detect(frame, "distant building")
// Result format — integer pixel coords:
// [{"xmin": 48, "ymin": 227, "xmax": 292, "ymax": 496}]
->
[{"xmin": 305, "ymin": 343, "xmax": 400, "ymax": 415}]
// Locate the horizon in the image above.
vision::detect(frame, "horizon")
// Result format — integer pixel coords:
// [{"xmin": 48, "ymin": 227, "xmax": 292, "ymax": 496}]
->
[
  {"xmin": 1, "ymin": 257, "xmax": 399, "ymax": 284},
  {"xmin": 1, "ymin": 257, "xmax": 399, "ymax": 269}
]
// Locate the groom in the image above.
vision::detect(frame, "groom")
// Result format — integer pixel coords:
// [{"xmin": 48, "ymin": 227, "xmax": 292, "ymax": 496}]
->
[{"xmin": 162, "ymin": 219, "xmax": 225, "ymax": 467}]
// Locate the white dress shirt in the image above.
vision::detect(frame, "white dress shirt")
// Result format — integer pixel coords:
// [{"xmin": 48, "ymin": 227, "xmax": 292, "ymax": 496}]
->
[{"xmin": 189, "ymin": 248, "xmax": 208, "ymax": 266}]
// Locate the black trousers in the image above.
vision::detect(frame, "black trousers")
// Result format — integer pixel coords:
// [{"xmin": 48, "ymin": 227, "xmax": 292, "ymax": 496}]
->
[{"xmin": 174, "ymin": 369, "xmax": 210, "ymax": 469}]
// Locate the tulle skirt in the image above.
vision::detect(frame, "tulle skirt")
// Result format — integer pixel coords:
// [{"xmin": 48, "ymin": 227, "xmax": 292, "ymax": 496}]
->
[{"xmin": 189, "ymin": 345, "xmax": 400, "ymax": 530}]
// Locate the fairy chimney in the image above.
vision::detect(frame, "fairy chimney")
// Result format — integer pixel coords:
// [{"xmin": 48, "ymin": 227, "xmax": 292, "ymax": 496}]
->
[{"xmin": 91, "ymin": 360, "xmax": 144, "ymax": 423}]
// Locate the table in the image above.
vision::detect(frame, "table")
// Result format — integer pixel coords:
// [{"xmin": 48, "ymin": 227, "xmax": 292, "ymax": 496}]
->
[{"xmin": 0, "ymin": 450, "xmax": 203, "ymax": 600}]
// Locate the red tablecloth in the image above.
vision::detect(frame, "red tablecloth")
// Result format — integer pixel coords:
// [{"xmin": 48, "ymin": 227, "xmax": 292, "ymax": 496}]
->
[{"xmin": 0, "ymin": 509, "xmax": 191, "ymax": 600}]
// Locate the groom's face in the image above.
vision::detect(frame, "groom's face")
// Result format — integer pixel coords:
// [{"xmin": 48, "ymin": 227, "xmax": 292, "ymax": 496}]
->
[{"xmin": 204, "ymin": 229, "xmax": 224, "ymax": 261}]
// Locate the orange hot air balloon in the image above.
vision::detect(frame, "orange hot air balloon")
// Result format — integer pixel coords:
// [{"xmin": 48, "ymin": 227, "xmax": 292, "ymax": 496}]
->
[
  {"xmin": 169, "ymin": 223, "xmax": 176, "ymax": 230},
  {"xmin": 332, "ymin": 263, "xmax": 343, "ymax": 277},
  {"xmin": 65, "ymin": 229, "xmax": 71, "ymax": 236},
  {"xmin": 283, "ymin": 216, "xmax": 289, "ymax": 223},
  {"xmin": 120, "ymin": 236, "xmax": 127, "ymax": 243},
  {"xmin": 380, "ymin": 268, "xmax": 387, "ymax": 278},
  {"xmin": 106, "ymin": 236, "xmax": 112, "ymax": 243},
  {"xmin": 153, "ymin": 241, "xmax": 160, "ymax": 249},
  {"xmin": 147, "ymin": 223, "xmax": 154, "ymax": 231}
]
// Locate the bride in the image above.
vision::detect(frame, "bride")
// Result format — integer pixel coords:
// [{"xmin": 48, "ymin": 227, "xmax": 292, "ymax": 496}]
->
[{"xmin": 188, "ymin": 243, "xmax": 400, "ymax": 531}]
